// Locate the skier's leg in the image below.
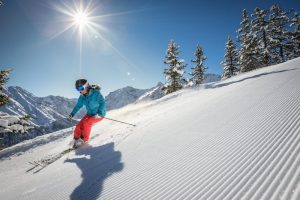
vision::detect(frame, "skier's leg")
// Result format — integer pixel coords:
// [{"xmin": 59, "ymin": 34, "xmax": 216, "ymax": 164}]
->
[
  {"xmin": 74, "ymin": 114, "xmax": 89, "ymax": 139},
  {"xmin": 81, "ymin": 116, "xmax": 104, "ymax": 142}
]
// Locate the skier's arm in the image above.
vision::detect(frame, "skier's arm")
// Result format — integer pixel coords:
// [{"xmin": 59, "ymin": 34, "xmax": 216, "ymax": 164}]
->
[
  {"xmin": 70, "ymin": 95, "xmax": 84, "ymax": 117},
  {"xmin": 97, "ymin": 92, "xmax": 106, "ymax": 117}
]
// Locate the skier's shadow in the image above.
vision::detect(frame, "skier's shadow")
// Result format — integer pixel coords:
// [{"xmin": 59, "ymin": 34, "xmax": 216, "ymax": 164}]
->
[{"xmin": 65, "ymin": 143, "xmax": 123, "ymax": 200}]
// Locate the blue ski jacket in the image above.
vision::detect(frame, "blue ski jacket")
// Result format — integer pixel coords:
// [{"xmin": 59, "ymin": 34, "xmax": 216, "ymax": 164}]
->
[{"xmin": 71, "ymin": 86, "xmax": 106, "ymax": 117}]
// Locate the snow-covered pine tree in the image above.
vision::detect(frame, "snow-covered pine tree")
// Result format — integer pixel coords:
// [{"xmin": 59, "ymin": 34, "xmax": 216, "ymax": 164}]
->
[
  {"xmin": 237, "ymin": 9, "xmax": 251, "ymax": 43},
  {"xmin": 251, "ymin": 7, "xmax": 271, "ymax": 67},
  {"xmin": 0, "ymin": 69, "xmax": 12, "ymax": 149},
  {"xmin": 238, "ymin": 9, "xmax": 261, "ymax": 72},
  {"xmin": 190, "ymin": 44, "xmax": 207, "ymax": 85},
  {"xmin": 0, "ymin": 70, "xmax": 11, "ymax": 106},
  {"xmin": 239, "ymin": 34, "xmax": 261, "ymax": 73},
  {"xmin": 162, "ymin": 40, "xmax": 186, "ymax": 94},
  {"xmin": 221, "ymin": 36, "xmax": 239, "ymax": 79},
  {"xmin": 268, "ymin": 5, "xmax": 291, "ymax": 63},
  {"xmin": 290, "ymin": 12, "xmax": 300, "ymax": 58}
]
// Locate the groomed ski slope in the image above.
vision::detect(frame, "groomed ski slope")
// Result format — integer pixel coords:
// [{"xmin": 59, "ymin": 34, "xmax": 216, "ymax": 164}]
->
[{"xmin": 0, "ymin": 58, "xmax": 300, "ymax": 200}]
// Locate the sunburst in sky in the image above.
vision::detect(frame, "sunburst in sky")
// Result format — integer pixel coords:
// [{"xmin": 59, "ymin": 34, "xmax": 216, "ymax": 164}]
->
[
  {"xmin": 51, "ymin": 1, "xmax": 101, "ymax": 38},
  {"xmin": 50, "ymin": 0, "xmax": 139, "ymax": 77},
  {"xmin": 50, "ymin": 1, "xmax": 106, "ymax": 75}
]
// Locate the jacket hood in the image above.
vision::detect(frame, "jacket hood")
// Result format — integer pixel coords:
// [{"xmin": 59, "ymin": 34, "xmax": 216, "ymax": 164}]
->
[{"xmin": 90, "ymin": 85, "xmax": 101, "ymax": 90}]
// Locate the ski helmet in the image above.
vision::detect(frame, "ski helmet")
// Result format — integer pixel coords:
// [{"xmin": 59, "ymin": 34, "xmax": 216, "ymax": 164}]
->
[{"xmin": 75, "ymin": 79, "xmax": 87, "ymax": 91}]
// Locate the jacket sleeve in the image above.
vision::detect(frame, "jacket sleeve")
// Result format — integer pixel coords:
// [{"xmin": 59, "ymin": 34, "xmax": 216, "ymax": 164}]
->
[
  {"xmin": 71, "ymin": 95, "xmax": 84, "ymax": 117},
  {"xmin": 97, "ymin": 92, "xmax": 106, "ymax": 117}
]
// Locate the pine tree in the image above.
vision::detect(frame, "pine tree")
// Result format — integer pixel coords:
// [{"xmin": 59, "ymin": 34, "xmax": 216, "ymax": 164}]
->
[
  {"xmin": 237, "ymin": 9, "xmax": 251, "ymax": 43},
  {"xmin": 290, "ymin": 12, "xmax": 300, "ymax": 58},
  {"xmin": 20, "ymin": 114, "xmax": 31, "ymax": 121},
  {"xmin": 221, "ymin": 36, "xmax": 239, "ymax": 79},
  {"xmin": 162, "ymin": 40, "xmax": 186, "ymax": 94},
  {"xmin": 268, "ymin": 5, "xmax": 291, "ymax": 63},
  {"xmin": 0, "ymin": 69, "xmax": 11, "ymax": 149},
  {"xmin": 239, "ymin": 34, "xmax": 261, "ymax": 72},
  {"xmin": 0, "ymin": 70, "xmax": 11, "ymax": 106},
  {"xmin": 251, "ymin": 7, "xmax": 271, "ymax": 67},
  {"xmin": 190, "ymin": 45, "xmax": 207, "ymax": 85},
  {"xmin": 238, "ymin": 9, "xmax": 261, "ymax": 72}
]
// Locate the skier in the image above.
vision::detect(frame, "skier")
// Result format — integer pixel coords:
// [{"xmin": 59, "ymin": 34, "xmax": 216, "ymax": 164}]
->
[{"xmin": 68, "ymin": 79, "xmax": 106, "ymax": 148}]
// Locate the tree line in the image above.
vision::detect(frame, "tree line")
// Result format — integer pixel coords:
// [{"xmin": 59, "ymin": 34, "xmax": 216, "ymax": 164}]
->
[{"xmin": 162, "ymin": 4, "xmax": 300, "ymax": 94}]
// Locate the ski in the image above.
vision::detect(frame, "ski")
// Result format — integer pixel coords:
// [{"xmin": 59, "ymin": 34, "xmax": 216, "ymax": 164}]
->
[
  {"xmin": 27, "ymin": 147, "xmax": 75, "ymax": 173},
  {"xmin": 27, "ymin": 138, "xmax": 92, "ymax": 173}
]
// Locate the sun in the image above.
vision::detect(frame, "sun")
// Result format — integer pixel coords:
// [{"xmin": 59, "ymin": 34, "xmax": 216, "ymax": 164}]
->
[
  {"xmin": 51, "ymin": 0, "xmax": 100, "ymax": 39},
  {"xmin": 73, "ymin": 11, "xmax": 89, "ymax": 28}
]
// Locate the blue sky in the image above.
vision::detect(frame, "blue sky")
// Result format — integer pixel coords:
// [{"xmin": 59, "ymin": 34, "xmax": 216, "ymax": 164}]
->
[{"xmin": 0, "ymin": 0, "xmax": 299, "ymax": 98}]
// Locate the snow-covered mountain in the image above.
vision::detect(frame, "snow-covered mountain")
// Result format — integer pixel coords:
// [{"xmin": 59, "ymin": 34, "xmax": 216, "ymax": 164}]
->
[
  {"xmin": 0, "ymin": 87, "xmax": 86, "ymax": 146},
  {"xmin": 106, "ymin": 82, "xmax": 165, "ymax": 110},
  {"xmin": 105, "ymin": 86, "xmax": 148, "ymax": 110},
  {"xmin": 0, "ymin": 58, "xmax": 299, "ymax": 199},
  {"xmin": 204, "ymin": 73, "xmax": 221, "ymax": 83},
  {"xmin": 1, "ymin": 83, "xmax": 164, "ymax": 126},
  {"xmin": 137, "ymin": 82, "xmax": 165, "ymax": 102},
  {"xmin": 0, "ymin": 86, "xmax": 82, "ymax": 126}
]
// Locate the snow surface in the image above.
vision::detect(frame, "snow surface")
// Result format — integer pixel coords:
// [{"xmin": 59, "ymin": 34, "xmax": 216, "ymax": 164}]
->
[{"xmin": 0, "ymin": 58, "xmax": 300, "ymax": 199}]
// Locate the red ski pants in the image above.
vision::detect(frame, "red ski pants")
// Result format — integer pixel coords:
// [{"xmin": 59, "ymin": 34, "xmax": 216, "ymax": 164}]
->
[{"xmin": 74, "ymin": 114, "xmax": 104, "ymax": 142}]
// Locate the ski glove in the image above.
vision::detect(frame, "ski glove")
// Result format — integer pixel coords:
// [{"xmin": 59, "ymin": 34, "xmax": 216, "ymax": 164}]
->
[
  {"xmin": 95, "ymin": 114, "xmax": 104, "ymax": 118},
  {"xmin": 98, "ymin": 111, "xmax": 106, "ymax": 117}
]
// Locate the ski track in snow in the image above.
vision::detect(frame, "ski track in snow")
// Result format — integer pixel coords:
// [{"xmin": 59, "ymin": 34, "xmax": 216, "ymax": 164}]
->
[{"xmin": 0, "ymin": 58, "xmax": 300, "ymax": 199}]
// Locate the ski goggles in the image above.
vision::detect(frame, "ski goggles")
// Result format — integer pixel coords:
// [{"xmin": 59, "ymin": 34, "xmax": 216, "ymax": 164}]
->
[{"xmin": 76, "ymin": 85, "xmax": 85, "ymax": 92}]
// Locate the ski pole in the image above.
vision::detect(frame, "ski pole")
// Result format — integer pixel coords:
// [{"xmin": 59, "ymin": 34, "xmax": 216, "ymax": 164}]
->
[{"xmin": 104, "ymin": 117, "xmax": 136, "ymax": 127}]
